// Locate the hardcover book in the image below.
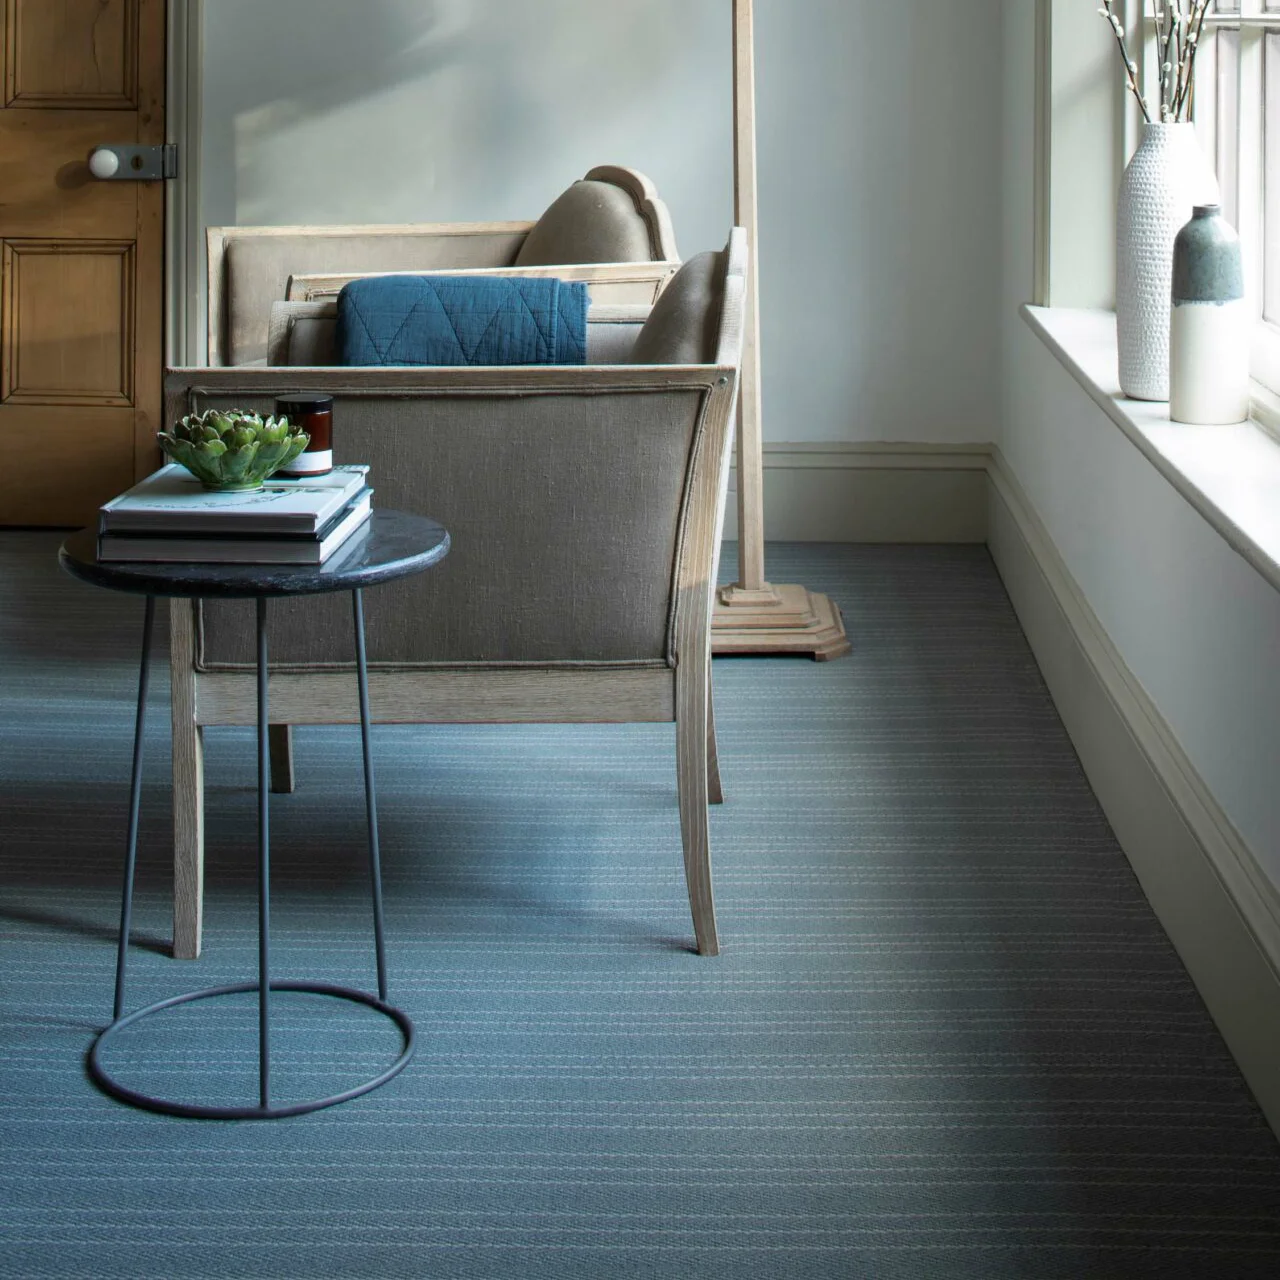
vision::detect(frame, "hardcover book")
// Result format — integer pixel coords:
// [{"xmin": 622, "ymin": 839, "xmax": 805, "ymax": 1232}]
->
[
  {"xmin": 97, "ymin": 491, "xmax": 373, "ymax": 564},
  {"xmin": 99, "ymin": 464, "xmax": 370, "ymax": 536}
]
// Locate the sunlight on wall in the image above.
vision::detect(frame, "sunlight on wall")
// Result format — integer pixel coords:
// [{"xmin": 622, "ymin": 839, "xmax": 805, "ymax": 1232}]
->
[
  {"xmin": 201, "ymin": 0, "xmax": 1005, "ymax": 445},
  {"xmin": 205, "ymin": 0, "xmax": 730, "ymax": 249}
]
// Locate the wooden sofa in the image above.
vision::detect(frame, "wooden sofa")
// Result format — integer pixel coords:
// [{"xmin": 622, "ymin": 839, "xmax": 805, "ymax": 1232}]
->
[{"xmin": 164, "ymin": 202, "xmax": 745, "ymax": 964}]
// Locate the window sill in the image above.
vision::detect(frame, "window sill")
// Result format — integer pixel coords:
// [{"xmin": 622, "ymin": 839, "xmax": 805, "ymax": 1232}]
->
[{"xmin": 1020, "ymin": 305, "xmax": 1280, "ymax": 595}]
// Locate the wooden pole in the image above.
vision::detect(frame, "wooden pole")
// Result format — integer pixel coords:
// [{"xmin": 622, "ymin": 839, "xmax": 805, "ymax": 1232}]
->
[
  {"xmin": 713, "ymin": 0, "xmax": 850, "ymax": 658},
  {"xmin": 730, "ymin": 0, "xmax": 769, "ymax": 596}
]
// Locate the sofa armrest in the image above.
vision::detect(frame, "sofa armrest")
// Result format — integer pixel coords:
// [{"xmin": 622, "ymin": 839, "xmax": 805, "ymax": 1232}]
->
[{"xmin": 165, "ymin": 366, "xmax": 731, "ymax": 670}]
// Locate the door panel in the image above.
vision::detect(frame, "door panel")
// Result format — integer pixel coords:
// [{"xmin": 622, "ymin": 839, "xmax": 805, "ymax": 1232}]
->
[
  {"xmin": 0, "ymin": 0, "xmax": 163, "ymax": 527},
  {"xmin": 5, "ymin": 0, "xmax": 139, "ymax": 109},
  {"xmin": 3, "ymin": 240, "xmax": 135, "ymax": 404}
]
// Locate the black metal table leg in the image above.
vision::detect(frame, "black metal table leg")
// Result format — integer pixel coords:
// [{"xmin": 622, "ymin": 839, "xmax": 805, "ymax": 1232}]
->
[
  {"xmin": 112, "ymin": 595, "xmax": 155, "ymax": 1021},
  {"xmin": 87, "ymin": 592, "xmax": 415, "ymax": 1120},
  {"xmin": 352, "ymin": 588, "xmax": 389, "ymax": 1003},
  {"xmin": 256, "ymin": 597, "xmax": 272, "ymax": 1110}
]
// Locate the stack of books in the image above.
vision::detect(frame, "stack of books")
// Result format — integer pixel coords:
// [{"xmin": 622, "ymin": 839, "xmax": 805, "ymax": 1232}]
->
[{"xmin": 98, "ymin": 464, "xmax": 373, "ymax": 564}]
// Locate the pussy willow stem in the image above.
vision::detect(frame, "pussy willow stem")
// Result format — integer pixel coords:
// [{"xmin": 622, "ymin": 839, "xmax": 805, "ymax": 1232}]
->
[
  {"xmin": 1102, "ymin": 1, "xmax": 1151, "ymax": 123},
  {"xmin": 1173, "ymin": 1, "xmax": 1210, "ymax": 120}
]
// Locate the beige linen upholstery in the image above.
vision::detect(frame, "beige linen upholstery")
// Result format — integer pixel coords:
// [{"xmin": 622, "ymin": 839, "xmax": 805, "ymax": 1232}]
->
[
  {"xmin": 195, "ymin": 390, "xmax": 699, "ymax": 667},
  {"xmin": 167, "ymin": 228, "xmax": 747, "ymax": 966},
  {"xmin": 514, "ymin": 180, "xmax": 654, "ymax": 265},
  {"xmin": 630, "ymin": 251, "xmax": 727, "ymax": 365},
  {"xmin": 515, "ymin": 164, "xmax": 677, "ymax": 266}
]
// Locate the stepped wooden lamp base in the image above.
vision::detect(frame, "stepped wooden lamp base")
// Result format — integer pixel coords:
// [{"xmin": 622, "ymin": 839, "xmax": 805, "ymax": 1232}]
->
[{"xmin": 712, "ymin": 581, "xmax": 851, "ymax": 660}]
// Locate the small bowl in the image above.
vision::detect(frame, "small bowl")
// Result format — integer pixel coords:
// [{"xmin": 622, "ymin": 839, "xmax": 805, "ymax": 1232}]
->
[{"xmin": 158, "ymin": 411, "xmax": 309, "ymax": 491}]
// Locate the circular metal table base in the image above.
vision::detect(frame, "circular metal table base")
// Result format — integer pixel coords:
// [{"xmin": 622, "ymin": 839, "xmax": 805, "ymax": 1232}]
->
[{"xmin": 88, "ymin": 982, "xmax": 416, "ymax": 1120}]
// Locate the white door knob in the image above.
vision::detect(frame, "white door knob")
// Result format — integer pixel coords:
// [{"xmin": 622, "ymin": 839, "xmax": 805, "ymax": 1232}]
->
[{"xmin": 88, "ymin": 148, "xmax": 120, "ymax": 179}]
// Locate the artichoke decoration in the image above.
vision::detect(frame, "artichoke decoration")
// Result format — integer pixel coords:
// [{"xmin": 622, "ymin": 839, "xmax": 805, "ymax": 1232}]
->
[{"xmin": 158, "ymin": 410, "xmax": 309, "ymax": 491}]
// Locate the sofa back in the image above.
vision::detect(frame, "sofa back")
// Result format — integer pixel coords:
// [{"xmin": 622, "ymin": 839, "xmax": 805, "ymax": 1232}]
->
[
  {"xmin": 208, "ymin": 166, "xmax": 678, "ymax": 368},
  {"xmin": 210, "ymin": 224, "xmax": 531, "ymax": 368}
]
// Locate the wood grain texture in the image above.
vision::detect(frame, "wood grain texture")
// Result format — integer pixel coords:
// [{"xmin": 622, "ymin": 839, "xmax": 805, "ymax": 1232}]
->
[
  {"xmin": 1, "ymin": 239, "xmax": 134, "ymax": 404},
  {"xmin": 168, "ymin": 363, "xmax": 726, "ymax": 397},
  {"xmin": 707, "ymin": 686, "xmax": 723, "ymax": 806},
  {"xmin": 131, "ymin": 0, "xmax": 163, "ymax": 482},
  {"xmin": 713, "ymin": 583, "xmax": 851, "ymax": 660},
  {"xmin": 0, "ymin": 0, "xmax": 164, "ymax": 525},
  {"xmin": 4, "ymin": 0, "xmax": 138, "ymax": 109},
  {"xmin": 286, "ymin": 260, "xmax": 678, "ymax": 308},
  {"xmin": 170, "ymin": 597, "xmax": 204, "ymax": 960},
  {"xmin": 670, "ymin": 360, "xmax": 738, "ymax": 957},
  {"xmin": 196, "ymin": 668, "xmax": 677, "ymax": 728},
  {"xmin": 731, "ymin": 0, "xmax": 766, "ymax": 595}
]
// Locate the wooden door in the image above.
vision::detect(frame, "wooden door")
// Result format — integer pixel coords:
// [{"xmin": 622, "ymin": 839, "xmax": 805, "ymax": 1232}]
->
[{"xmin": 0, "ymin": 0, "xmax": 165, "ymax": 527}]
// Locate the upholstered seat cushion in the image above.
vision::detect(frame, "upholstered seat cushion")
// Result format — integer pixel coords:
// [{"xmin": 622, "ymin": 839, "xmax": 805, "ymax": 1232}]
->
[{"xmin": 336, "ymin": 275, "xmax": 588, "ymax": 366}]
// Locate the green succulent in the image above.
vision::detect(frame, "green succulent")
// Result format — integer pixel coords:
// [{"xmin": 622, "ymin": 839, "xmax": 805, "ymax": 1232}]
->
[{"xmin": 158, "ymin": 410, "xmax": 309, "ymax": 490}]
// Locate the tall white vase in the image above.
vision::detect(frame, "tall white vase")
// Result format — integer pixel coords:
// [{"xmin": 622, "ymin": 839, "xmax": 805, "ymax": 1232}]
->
[{"xmin": 1116, "ymin": 122, "xmax": 1220, "ymax": 401}]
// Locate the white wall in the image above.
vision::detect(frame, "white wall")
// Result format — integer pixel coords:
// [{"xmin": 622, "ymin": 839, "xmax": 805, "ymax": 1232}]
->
[
  {"xmin": 999, "ymin": 2, "xmax": 1280, "ymax": 888},
  {"xmin": 198, "ymin": 0, "xmax": 1004, "ymax": 444}
]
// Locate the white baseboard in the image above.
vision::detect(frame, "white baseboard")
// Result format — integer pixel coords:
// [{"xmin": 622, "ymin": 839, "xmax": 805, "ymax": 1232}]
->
[
  {"xmin": 987, "ymin": 451, "xmax": 1280, "ymax": 1134},
  {"xmin": 723, "ymin": 442, "xmax": 989, "ymax": 542},
  {"xmin": 733, "ymin": 438, "xmax": 1280, "ymax": 1129}
]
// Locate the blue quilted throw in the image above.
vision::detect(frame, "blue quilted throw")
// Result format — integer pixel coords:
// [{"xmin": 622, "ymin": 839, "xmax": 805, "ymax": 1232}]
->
[{"xmin": 335, "ymin": 275, "xmax": 588, "ymax": 366}]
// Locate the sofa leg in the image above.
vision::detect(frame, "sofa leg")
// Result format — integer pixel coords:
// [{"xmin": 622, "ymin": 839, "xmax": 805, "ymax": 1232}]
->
[
  {"xmin": 707, "ymin": 682, "xmax": 724, "ymax": 805},
  {"xmin": 676, "ymin": 660, "xmax": 719, "ymax": 956},
  {"xmin": 269, "ymin": 724, "xmax": 295, "ymax": 794},
  {"xmin": 173, "ymin": 726, "xmax": 205, "ymax": 959},
  {"xmin": 170, "ymin": 599, "xmax": 204, "ymax": 959}
]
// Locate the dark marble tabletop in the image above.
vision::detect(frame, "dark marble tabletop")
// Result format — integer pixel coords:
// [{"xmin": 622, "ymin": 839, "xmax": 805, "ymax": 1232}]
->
[{"xmin": 59, "ymin": 508, "xmax": 450, "ymax": 599}]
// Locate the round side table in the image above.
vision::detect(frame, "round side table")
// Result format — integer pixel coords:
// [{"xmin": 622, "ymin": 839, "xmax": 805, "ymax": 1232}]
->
[{"xmin": 59, "ymin": 509, "xmax": 450, "ymax": 1119}]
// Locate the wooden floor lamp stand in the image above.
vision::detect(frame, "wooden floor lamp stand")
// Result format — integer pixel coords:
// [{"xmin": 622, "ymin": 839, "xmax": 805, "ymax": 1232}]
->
[
  {"xmin": 716, "ymin": 0, "xmax": 850, "ymax": 662},
  {"xmin": 713, "ymin": 582, "xmax": 850, "ymax": 661}
]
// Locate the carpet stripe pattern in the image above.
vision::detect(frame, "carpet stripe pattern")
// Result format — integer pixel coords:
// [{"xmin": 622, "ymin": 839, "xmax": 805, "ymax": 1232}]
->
[{"xmin": 2, "ymin": 535, "xmax": 1279, "ymax": 1278}]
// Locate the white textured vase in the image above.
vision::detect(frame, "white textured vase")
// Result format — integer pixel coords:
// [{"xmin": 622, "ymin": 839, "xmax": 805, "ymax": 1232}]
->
[{"xmin": 1116, "ymin": 123, "xmax": 1220, "ymax": 401}]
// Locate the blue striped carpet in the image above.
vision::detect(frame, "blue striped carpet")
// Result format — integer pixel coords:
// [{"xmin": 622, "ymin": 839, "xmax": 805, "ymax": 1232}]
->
[{"xmin": 2, "ymin": 534, "xmax": 1279, "ymax": 1278}]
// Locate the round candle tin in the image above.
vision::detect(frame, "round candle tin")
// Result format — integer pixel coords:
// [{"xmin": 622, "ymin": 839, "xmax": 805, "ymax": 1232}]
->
[{"xmin": 274, "ymin": 395, "xmax": 334, "ymax": 476}]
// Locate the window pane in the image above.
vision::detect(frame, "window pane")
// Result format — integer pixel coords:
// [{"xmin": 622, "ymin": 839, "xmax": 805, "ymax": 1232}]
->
[
  {"xmin": 1217, "ymin": 27, "xmax": 1241, "ymax": 230},
  {"xmin": 1266, "ymin": 33, "xmax": 1280, "ymax": 323},
  {"xmin": 1215, "ymin": 0, "xmax": 1240, "ymax": 12},
  {"xmin": 1193, "ymin": 25, "xmax": 1218, "ymax": 165}
]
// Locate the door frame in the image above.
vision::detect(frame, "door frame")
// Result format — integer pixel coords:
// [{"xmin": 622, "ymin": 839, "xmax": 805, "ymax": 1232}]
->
[{"xmin": 166, "ymin": 0, "xmax": 202, "ymax": 366}]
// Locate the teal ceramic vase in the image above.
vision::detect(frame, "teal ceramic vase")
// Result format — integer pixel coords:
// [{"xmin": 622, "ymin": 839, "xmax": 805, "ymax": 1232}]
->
[{"xmin": 1169, "ymin": 205, "xmax": 1249, "ymax": 425}]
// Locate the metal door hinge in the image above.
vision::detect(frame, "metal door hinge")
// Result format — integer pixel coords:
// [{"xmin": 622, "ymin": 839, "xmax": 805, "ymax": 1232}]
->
[{"xmin": 88, "ymin": 144, "xmax": 178, "ymax": 181}]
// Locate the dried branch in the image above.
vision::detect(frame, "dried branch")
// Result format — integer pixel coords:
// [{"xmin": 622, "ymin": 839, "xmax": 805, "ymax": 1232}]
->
[
  {"xmin": 1173, "ymin": 0, "xmax": 1211, "ymax": 120},
  {"xmin": 1099, "ymin": 2, "xmax": 1151, "ymax": 123},
  {"xmin": 1099, "ymin": 0, "xmax": 1207, "ymax": 126}
]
